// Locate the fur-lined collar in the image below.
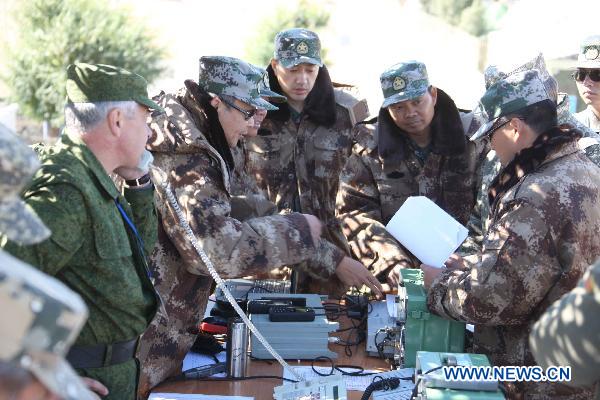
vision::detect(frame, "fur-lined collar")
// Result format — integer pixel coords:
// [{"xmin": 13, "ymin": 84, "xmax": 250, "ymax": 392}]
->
[{"xmin": 376, "ymin": 88, "xmax": 466, "ymax": 168}]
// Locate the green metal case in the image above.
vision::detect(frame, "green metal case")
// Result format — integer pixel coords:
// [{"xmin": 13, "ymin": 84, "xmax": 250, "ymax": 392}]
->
[{"xmin": 401, "ymin": 269, "xmax": 466, "ymax": 367}]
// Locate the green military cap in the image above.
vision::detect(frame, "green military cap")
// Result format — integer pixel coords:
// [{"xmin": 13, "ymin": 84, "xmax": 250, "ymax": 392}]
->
[
  {"xmin": 273, "ymin": 28, "xmax": 323, "ymax": 68},
  {"xmin": 199, "ymin": 56, "xmax": 279, "ymax": 111},
  {"xmin": 470, "ymin": 70, "xmax": 551, "ymax": 141},
  {"xmin": 0, "ymin": 123, "xmax": 50, "ymax": 245},
  {"xmin": 255, "ymin": 65, "xmax": 286, "ymax": 103},
  {"xmin": 577, "ymin": 35, "xmax": 600, "ymax": 69},
  {"xmin": 66, "ymin": 62, "xmax": 164, "ymax": 113},
  {"xmin": 380, "ymin": 61, "xmax": 430, "ymax": 108},
  {"xmin": 0, "ymin": 250, "xmax": 98, "ymax": 400}
]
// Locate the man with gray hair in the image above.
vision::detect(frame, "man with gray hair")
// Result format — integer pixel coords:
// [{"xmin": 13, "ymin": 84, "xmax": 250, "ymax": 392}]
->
[
  {"xmin": 0, "ymin": 63, "xmax": 164, "ymax": 400},
  {"xmin": 0, "ymin": 122, "xmax": 107, "ymax": 400}
]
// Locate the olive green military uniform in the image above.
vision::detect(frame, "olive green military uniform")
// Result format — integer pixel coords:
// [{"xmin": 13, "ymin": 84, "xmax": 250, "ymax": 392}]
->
[{"xmin": 1, "ymin": 63, "xmax": 163, "ymax": 400}]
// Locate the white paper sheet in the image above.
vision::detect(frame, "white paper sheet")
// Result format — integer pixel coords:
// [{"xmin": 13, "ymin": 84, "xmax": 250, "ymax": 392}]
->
[
  {"xmin": 282, "ymin": 366, "xmax": 382, "ymax": 391},
  {"xmin": 385, "ymin": 196, "xmax": 468, "ymax": 268},
  {"xmin": 149, "ymin": 394, "xmax": 253, "ymax": 400},
  {"xmin": 181, "ymin": 350, "xmax": 226, "ymax": 376}
]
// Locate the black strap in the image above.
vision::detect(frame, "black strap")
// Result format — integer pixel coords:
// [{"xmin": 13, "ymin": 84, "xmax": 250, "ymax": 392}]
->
[{"xmin": 67, "ymin": 338, "xmax": 138, "ymax": 369}]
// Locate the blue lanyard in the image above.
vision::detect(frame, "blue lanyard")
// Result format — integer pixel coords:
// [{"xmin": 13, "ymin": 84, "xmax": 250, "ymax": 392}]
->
[{"xmin": 114, "ymin": 198, "xmax": 153, "ymax": 280}]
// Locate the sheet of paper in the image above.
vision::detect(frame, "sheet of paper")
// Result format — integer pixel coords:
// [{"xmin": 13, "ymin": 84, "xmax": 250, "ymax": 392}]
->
[
  {"xmin": 182, "ymin": 350, "xmax": 227, "ymax": 377},
  {"xmin": 385, "ymin": 196, "xmax": 468, "ymax": 268},
  {"xmin": 149, "ymin": 394, "xmax": 253, "ymax": 400},
  {"xmin": 282, "ymin": 366, "xmax": 383, "ymax": 391}
]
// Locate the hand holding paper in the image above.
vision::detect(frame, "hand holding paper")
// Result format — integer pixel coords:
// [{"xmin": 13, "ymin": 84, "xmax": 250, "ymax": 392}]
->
[{"xmin": 385, "ymin": 196, "xmax": 468, "ymax": 268}]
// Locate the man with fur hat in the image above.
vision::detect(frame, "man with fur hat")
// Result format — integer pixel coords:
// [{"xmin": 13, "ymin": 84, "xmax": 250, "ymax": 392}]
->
[
  {"xmin": 137, "ymin": 56, "xmax": 382, "ymax": 398},
  {"xmin": 336, "ymin": 61, "xmax": 486, "ymax": 289},
  {"xmin": 424, "ymin": 70, "xmax": 600, "ymax": 399},
  {"xmin": 242, "ymin": 28, "xmax": 373, "ymax": 296}
]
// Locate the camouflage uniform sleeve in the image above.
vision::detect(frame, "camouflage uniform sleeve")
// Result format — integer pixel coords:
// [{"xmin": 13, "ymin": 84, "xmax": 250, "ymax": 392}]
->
[
  {"xmin": 152, "ymin": 157, "xmax": 317, "ymax": 278},
  {"xmin": 1, "ymin": 183, "xmax": 86, "ymax": 276},
  {"xmin": 229, "ymin": 194, "xmax": 278, "ymax": 221},
  {"xmin": 529, "ymin": 262, "xmax": 600, "ymax": 388},
  {"xmin": 123, "ymin": 186, "xmax": 158, "ymax": 257},
  {"xmin": 303, "ymin": 238, "xmax": 344, "ymax": 278},
  {"xmin": 428, "ymin": 199, "xmax": 562, "ymax": 326},
  {"xmin": 336, "ymin": 151, "xmax": 412, "ymax": 279}
]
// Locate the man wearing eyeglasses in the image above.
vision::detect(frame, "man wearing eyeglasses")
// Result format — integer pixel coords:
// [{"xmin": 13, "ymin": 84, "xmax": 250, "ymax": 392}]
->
[
  {"xmin": 574, "ymin": 35, "xmax": 600, "ymax": 134},
  {"xmin": 137, "ymin": 56, "xmax": 383, "ymax": 398},
  {"xmin": 423, "ymin": 70, "xmax": 600, "ymax": 399}
]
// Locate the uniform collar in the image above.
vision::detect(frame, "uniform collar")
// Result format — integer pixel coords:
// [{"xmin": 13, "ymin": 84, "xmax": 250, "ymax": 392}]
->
[{"xmin": 58, "ymin": 130, "xmax": 121, "ymax": 199}]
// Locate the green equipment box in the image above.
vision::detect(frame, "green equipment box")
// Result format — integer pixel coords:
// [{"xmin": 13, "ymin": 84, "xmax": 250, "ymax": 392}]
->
[{"xmin": 400, "ymin": 269, "xmax": 466, "ymax": 367}]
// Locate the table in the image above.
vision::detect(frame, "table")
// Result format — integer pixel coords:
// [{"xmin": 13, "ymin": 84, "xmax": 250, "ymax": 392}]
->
[{"xmin": 152, "ymin": 315, "xmax": 393, "ymax": 399}]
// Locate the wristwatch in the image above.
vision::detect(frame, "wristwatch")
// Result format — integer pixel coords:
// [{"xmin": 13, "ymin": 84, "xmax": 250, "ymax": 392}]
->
[{"xmin": 125, "ymin": 173, "xmax": 151, "ymax": 187}]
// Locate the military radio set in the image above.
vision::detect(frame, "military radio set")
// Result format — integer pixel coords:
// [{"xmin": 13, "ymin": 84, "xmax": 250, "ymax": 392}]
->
[{"xmin": 366, "ymin": 269, "xmax": 506, "ymax": 399}]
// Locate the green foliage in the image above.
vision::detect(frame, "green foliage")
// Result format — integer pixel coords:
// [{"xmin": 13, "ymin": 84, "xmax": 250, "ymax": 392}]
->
[
  {"xmin": 420, "ymin": 0, "xmax": 492, "ymax": 37},
  {"xmin": 244, "ymin": 0, "xmax": 331, "ymax": 68},
  {"xmin": 4, "ymin": 0, "xmax": 167, "ymax": 126}
]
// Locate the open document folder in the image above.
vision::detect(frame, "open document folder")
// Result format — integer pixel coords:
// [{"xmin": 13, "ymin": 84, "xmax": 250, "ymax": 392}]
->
[{"xmin": 385, "ymin": 196, "xmax": 468, "ymax": 268}]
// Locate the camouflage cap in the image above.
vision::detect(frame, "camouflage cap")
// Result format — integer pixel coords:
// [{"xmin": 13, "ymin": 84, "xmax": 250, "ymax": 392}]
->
[
  {"xmin": 66, "ymin": 62, "xmax": 164, "ymax": 113},
  {"xmin": 273, "ymin": 28, "xmax": 323, "ymax": 68},
  {"xmin": 576, "ymin": 35, "xmax": 600, "ymax": 69},
  {"xmin": 0, "ymin": 250, "xmax": 98, "ymax": 400},
  {"xmin": 466, "ymin": 53, "xmax": 559, "ymax": 138},
  {"xmin": 199, "ymin": 56, "xmax": 279, "ymax": 111},
  {"xmin": 470, "ymin": 70, "xmax": 551, "ymax": 141},
  {"xmin": 380, "ymin": 61, "xmax": 430, "ymax": 108},
  {"xmin": 255, "ymin": 65, "xmax": 286, "ymax": 103},
  {"xmin": 0, "ymin": 123, "xmax": 50, "ymax": 245}
]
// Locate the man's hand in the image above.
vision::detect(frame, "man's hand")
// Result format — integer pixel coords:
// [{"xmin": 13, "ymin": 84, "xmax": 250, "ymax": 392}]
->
[
  {"xmin": 444, "ymin": 253, "xmax": 465, "ymax": 269},
  {"xmin": 302, "ymin": 214, "xmax": 323, "ymax": 246},
  {"xmin": 386, "ymin": 263, "xmax": 410, "ymax": 289},
  {"xmin": 335, "ymin": 256, "xmax": 383, "ymax": 299},
  {"xmin": 81, "ymin": 377, "xmax": 109, "ymax": 397},
  {"xmin": 420, "ymin": 263, "xmax": 444, "ymax": 289}
]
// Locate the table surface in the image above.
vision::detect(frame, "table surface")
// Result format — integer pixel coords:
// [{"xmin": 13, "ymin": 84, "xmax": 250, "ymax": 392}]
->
[{"xmin": 151, "ymin": 315, "xmax": 393, "ymax": 400}]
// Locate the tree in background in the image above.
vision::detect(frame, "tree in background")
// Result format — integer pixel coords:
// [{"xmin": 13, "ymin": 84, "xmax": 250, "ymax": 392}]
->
[
  {"xmin": 244, "ymin": 0, "xmax": 331, "ymax": 68},
  {"xmin": 3, "ymin": 0, "xmax": 167, "ymax": 131},
  {"xmin": 420, "ymin": 0, "xmax": 492, "ymax": 37}
]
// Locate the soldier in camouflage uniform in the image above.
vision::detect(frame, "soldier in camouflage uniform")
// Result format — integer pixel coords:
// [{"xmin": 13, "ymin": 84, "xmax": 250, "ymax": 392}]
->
[
  {"xmin": 425, "ymin": 70, "xmax": 600, "ymax": 399},
  {"xmin": 137, "ymin": 56, "xmax": 382, "ymax": 399},
  {"xmin": 0, "ymin": 123, "xmax": 104, "ymax": 400},
  {"xmin": 462, "ymin": 54, "xmax": 600, "ymax": 254},
  {"xmin": 530, "ymin": 259, "xmax": 600, "ymax": 399},
  {"xmin": 0, "ymin": 63, "xmax": 163, "ymax": 400},
  {"xmin": 574, "ymin": 35, "xmax": 600, "ymax": 133},
  {"xmin": 242, "ymin": 28, "xmax": 372, "ymax": 295},
  {"xmin": 336, "ymin": 61, "xmax": 486, "ymax": 289}
]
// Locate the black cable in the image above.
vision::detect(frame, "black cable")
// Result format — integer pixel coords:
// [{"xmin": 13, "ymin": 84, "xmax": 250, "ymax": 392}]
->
[
  {"xmin": 309, "ymin": 356, "xmax": 375, "ymax": 378},
  {"xmin": 410, "ymin": 366, "xmax": 444, "ymax": 399},
  {"xmin": 360, "ymin": 377, "xmax": 401, "ymax": 400}
]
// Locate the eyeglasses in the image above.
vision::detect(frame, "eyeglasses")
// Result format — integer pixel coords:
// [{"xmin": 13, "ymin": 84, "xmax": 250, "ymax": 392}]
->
[
  {"xmin": 572, "ymin": 69, "xmax": 600, "ymax": 83},
  {"xmin": 220, "ymin": 97, "xmax": 256, "ymax": 121}
]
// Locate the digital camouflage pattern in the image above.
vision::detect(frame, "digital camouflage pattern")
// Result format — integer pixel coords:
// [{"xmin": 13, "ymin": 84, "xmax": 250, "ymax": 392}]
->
[
  {"xmin": 274, "ymin": 28, "xmax": 323, "ymax": 68},
  {"xmin": 470, "ymin": 70, "xmax": 551, "ymax": 141},
  {"xmin": 0, "ymin": 123, "xmax": 50, "ymax": 245},
  {"xmin": 137, "ymin": 86, "xmax": 337, "ymax": 398},
  {"xmin": 66, "ymin": 63, "xmax": 164, "ymax": 112},
  {"xmin": 575, "ymin": 107, "xmax": 600, "ymax": 134},
  {"xmin": 198, "ymin": 56, "xmax": 278, "ymax": 111},
  {"xmin": 243, "ymin": 86, "xmax": 369, "ymax": 295},
  {"xmin": 257, "ymin": 65, "xmax": 286, "ymax": 102},
  {"xmin": 0, "ymin": 250, "xmax": 99, "ymax": 400},
  {"xmin": 0, "ymin": 130, "xmax": 159, "ymax": 400},
  {"xmin": 530, "ymin": 260, "xmax": 600, "ymax": 399},
  {"xmin": 380, "ymin": 61, "xmax": 430, "ymax": 108},
  {"xmin": 336, "ymin": 88, "xmax": 486, "ymax": 280},
  {"xmin": 576, "ymin": 35, "xmax": 600, "ymax": 69},
  {"xmin": 429, "ymin": 136, "xmax": 600, "ymax": 399},
  {"xmin": 462, "ymin": 55, "xmax": 600, "ymax": 254}
]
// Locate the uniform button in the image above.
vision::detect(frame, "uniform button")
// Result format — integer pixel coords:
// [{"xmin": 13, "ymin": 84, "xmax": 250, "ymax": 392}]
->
[
  {"xmin": 288, "ymin": 173, "xmax": 294, "ymax": 179},
  {"xmin": 283, "ymin": 203, "xmax": 289, "ymax": 208}
]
